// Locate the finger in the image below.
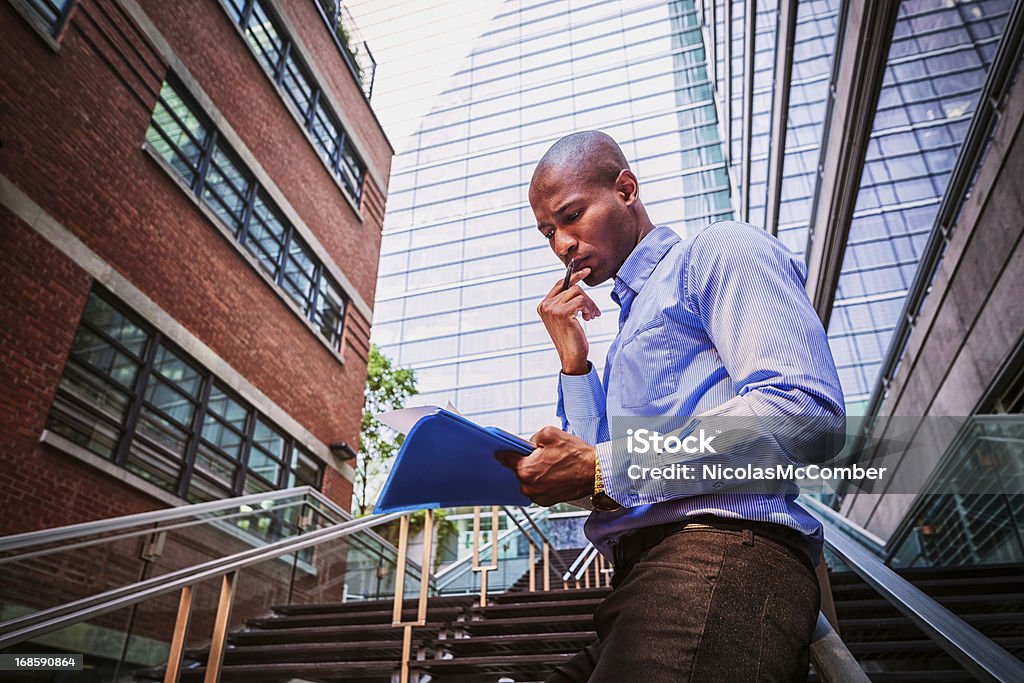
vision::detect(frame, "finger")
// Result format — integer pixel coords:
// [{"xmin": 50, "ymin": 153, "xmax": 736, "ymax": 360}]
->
[
  {"xmin": 562, "ymin": 289, "xmax": 601, "ymax": 320},
  {"xmin": 554, "ymin": 291, "xmax": 601, "ymax": 323},
  {"xmin": 531, "ymin": 425, "xmax": 562, "ymax": 445},
  {"xmin": 546, "ymin": 266, "xmax": 592, "ymax": 298},
  {"xmin": 494, "ymin": 450, "xmax": 525, "ymax": 470}
]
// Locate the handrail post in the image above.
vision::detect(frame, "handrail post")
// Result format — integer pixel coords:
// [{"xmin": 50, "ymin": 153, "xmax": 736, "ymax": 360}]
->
[
  {"xmin": 163, "ymin": 585, "xmax": 192, "ymax": 683},
  {"xmin": 391, "ymin": 511, "xmax": 433, "ymax": 683},
  {"xmin": 542, "ymin": 542, "xmax": 550, "ymax": 592},
  {"xmin": 528, "ymin": 543, "xmax": 536, "ymax": 592},
  {"xmin": 471, "ymin": 507, "xmax": 498, "ymax": 606},
  {"xmin": 203, "ymin": 571, "xmax": 236, "ymax": 683}
]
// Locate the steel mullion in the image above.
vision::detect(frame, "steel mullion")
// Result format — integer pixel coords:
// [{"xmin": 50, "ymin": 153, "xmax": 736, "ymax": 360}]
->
[
  {"xmin": 115, "ymin": 327, "xmax": 162, "ymax": 469},
  {"xmin": 234, "ymin": 403, "xmax": 258, "ymax": 495},
  {"xmin": 306, "ymin": 88, "xmax": 320, "ymax": 130},
  {"xmin": 740, "ymin": 0, "xmax": 756, "ymax": 222},
  {"xmin": 236, "ymin": 181, "xmax": 258, "ymax": 244},
  {"xmin": 193, "ymin": 129, "xmax": 218, "ymax": 198},
  {"xmin": 147, "ymin": 124, "xmax": 203, "ymax": 181},
  {"xmin": 153, "ymin": 96, "xmax": 208, "ymax": 153},
  {"xmin": 177, "ymin": 371, "xmax": 213, "ymax": 500},
  {"xmin": 723, "ymin": 0, "xmax": 733, "ymax": 169},
  {"xmin": 764, "ymin": 0, "xmax": 798, "ymax": 236},
  {"xmin": 308, "ymin": 262, "xmax": 323, "ymax": 319},
  {"xmin": 275, "ymin": 224, "xmax": 293, "ymax": 288},
  {"xmin": 274, "ymin": 40, "xmax": 291, "ymax": 84},
  {"xmin": 239, "ymin": 0, "xmax": 255, "ymax": 28},
  {"xmin": 50, "ymin": 0, "xmax": 73, "ymax": 37}
]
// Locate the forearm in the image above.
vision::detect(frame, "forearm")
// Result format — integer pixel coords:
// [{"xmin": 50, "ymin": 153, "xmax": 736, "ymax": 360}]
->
[{"xmin": 596, "ymin": 388, "xmax": 845, "ymax": 506}]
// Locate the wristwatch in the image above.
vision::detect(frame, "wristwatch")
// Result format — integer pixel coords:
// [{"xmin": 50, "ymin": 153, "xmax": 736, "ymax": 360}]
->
[{"xmin": 591, "ymin": 457, "xmax": 622, "ymax": 512}]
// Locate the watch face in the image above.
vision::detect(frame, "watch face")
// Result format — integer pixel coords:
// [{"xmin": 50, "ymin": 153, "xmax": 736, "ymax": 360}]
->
[{"xmin": 592, "ymin": 492, "xmax": 621, "ymax": 512}]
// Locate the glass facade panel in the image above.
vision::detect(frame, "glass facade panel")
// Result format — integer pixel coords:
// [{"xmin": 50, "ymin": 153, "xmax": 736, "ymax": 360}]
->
[{"xmin": 827, "ymin": 0, "xmax": 1011, "ymax": 402}]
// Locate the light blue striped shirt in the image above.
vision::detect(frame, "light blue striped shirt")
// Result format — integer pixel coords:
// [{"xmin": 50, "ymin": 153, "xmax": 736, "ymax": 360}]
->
[{"xmin": 556, "ymin": 221, "xmax": 845, "ymax": 562}]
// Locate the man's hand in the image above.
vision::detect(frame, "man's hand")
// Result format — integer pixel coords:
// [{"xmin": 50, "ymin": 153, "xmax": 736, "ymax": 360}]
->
[
  {"xmin": 537, "ymin": 267, "xmax": 600, "ymax": 375},
  {"xmin": 495, "ymin": 426, "xmax": 596, "ymax": 506}
]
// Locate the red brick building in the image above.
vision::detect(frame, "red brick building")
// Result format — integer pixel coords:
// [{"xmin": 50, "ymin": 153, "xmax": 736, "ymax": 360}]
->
[{"xmin": 0, "ymin": 0, "xmax": 392, "ymax": 535}]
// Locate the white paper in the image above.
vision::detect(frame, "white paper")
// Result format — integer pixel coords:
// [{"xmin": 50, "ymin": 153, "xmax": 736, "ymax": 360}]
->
[{"xmin": 375, "ymin": 405, "xmax": 441, "ymax": 435}]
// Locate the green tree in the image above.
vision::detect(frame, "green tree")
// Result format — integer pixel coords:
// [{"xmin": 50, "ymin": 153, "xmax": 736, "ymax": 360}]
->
[{"xmin": 355, "ymin": 344, "xmax": 417, "ymax": 516}]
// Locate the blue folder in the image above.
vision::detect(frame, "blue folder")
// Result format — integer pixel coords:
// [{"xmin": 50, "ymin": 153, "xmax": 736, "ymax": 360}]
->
[{"xmin": 372, "ymin": 408, "xmax": 535, "ymax": 514}]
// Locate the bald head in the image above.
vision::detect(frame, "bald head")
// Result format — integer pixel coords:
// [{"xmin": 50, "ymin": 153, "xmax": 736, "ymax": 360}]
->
[{"xmin": 530, "ymin": 131, "xmax": 630, "ymax": 199}]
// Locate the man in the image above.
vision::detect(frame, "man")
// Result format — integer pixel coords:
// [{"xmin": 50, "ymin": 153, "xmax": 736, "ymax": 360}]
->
[{"xmin": 497, "ymin": 131, "xmax": 845, "ymax": 682}]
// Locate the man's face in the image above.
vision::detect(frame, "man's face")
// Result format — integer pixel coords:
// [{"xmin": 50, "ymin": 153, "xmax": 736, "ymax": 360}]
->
[{"xmin": 530, "ymin": 168, "xmax": 636, "ymax": 287}]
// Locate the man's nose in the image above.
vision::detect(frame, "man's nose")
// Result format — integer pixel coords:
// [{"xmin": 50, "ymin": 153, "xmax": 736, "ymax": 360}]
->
[{"xmin": 552, "ymin": 230, "xmax": 576, "ymax": 262}]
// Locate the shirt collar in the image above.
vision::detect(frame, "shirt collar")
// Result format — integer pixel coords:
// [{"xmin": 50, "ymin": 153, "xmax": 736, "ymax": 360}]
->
[{"xmin": 612, "ymin": 225, "xmax": 680, "ymax": 305}]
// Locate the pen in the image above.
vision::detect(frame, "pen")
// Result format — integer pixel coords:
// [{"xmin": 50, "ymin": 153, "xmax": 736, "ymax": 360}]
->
[{"xmin": 561, "ymin": 257, "xmax": 575, "ymax": 292}]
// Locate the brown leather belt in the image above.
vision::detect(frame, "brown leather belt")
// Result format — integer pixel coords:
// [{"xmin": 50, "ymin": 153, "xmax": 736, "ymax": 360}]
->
[{"xmin": 611, "ymin": 515, "xmax": 816, "ymax": 576}]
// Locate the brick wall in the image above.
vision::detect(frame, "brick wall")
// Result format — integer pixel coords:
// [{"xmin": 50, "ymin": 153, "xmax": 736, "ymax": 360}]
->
[{"xmin": 0, "ymin": 0, "xmax": 391, "ymax": 532}]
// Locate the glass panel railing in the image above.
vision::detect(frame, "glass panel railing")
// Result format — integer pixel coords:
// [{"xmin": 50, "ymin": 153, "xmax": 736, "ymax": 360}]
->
[
  {"xmin": 0, "ymin": 489, "xmax": 323, "ymax": 617},
  {"xmin": 885, "ymin": 416, "xmax": 1024, "ymax": 569},
  {"xmin": 434, "ymin": 506, "xmax": 562, "ymax": 595},
  {"xmin": 0, "ymin": 492, "xmax": 421, "ymax": 679}
]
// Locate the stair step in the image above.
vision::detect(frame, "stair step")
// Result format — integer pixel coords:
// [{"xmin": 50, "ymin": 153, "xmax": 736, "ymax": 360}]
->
[
  {"xmin": 189, "ymin": 640, "xmax": 408, "ymax": 664},
  {"xmin": 490, "ymin": 586, "xmax": 611, "ymax": 603},
  {"xmin": 458, "ymin": 614, "xmax": 595, "ymax": 636},
  {"xmin": 410, "ymin": 652, "xmax": 575, "ymax": 675},
  {"xmin": 246, "ymin": 606, "xmax": 463, "ymax": 628},
  {"xmin": 174, "ymin": 660, "xmax": 398, "ymax": 682},
  {"xmin": 437, "ymin": 631, "xmax": 596, "ymax": 655},
  {"xmin": 474, "ymin": 597, "xmax": 602, "ymax": 618},
  {"xmin": 229, "ymin": 622, "xmax": 445, "ymax": 645},
  {"xmin": 272, "ymin": 594, "xmax": 475, "ymax": 615}
]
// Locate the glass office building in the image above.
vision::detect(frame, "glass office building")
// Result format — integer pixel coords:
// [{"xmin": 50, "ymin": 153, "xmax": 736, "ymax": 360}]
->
[
  {"xmin": 374, "ymin": 0, "xmax": 737, "ymax": 435},
  {"xmin": 825, "ymin": 0, "xmax": 1011, "ymax": 406},
  {"xmin": 373, "ymin": 0, "xmax": 1012, "ymax": 429}
]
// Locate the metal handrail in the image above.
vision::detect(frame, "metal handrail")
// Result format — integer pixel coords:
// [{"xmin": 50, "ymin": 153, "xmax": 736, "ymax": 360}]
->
[
  {"xmin": 0, "ymin": 498, "xmax": 311, "ymax": 566},
  {"xmin": 0, "ymin": 486, "xmax": 325, "ymax": 554},
  {"xmin": 563, "ymin": 542, "xmax": 596, "ymax": 582},
  {"xmin": 508, "ymin": 506, "xmax": 571, "ymax": 576},
  {"xmin": 572, "ymin": 547, "xmax": 600, "ymax": 582},
  {"xmin": 0, "ymin": 511, "xmax": 406, "ymax": 649},
  {"xmin": 808, "ymin": 502, "xmax": 1024, "ymax": 681},
  {"xmin": 801, "ymin": 495, "xmax": 886, "ymax": 555}
]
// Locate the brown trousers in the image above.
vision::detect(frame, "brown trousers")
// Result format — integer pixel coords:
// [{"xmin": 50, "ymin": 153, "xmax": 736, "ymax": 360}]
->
[{"xmin": 546, "ymin": 525, "xmax": 820, "ymax": 682}]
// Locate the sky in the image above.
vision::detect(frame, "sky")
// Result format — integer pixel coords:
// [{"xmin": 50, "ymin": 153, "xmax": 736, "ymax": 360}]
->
[{"xmin": 345, "ymin": 0, "xmax": 507, "ymax": 152}]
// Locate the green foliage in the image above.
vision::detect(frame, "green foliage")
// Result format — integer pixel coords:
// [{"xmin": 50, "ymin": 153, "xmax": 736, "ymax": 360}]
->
[
  {"xmin": 317, "ymin": 0, "xmax": 365, "ymax": 83},
  {"xmin": 376, "ymin": 509, "xmax": 459, "ymax": 572},
  {"xmin": 354, "ymin": 344, "xmax": 417, "ymax": 516}
]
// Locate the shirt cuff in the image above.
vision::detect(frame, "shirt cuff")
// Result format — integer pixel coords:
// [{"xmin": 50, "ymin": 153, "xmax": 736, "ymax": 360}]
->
[{"xmin": 558, "ymin": 362, "xmax": 605, "ymax": 422}]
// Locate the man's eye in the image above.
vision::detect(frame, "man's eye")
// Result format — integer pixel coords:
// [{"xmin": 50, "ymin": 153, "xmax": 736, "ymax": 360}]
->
[
  {"xmin": 566, "ymin": 210, "xmax": 581, "ymax": 222},
  {"xmin": 544, "ymin": 229, "xmax": 555, "ymax": 241}
]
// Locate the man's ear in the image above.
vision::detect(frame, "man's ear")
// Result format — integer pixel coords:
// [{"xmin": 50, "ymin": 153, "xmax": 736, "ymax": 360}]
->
[{"xmin": 615, "ymin": 169, "xmax": 640, "ymax": 206}]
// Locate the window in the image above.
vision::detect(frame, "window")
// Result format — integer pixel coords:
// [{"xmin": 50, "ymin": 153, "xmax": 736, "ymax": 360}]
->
[
  {"xmin": 46, "ymin": 289, "xmax": 325, "ymax": 502},
  {"xmin": 145, "ymin": 78, "xmax": 349, "ymax": 351},
  {"xmin": 218, "ymin": 0, "xmax": 367, "ymax": 202},
  {"xmin": 20, "ymin": 0, "xmax": 73, "ymax": 36}
]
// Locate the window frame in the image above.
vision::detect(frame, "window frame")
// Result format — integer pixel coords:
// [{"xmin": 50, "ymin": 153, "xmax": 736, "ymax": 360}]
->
[
  {"xmin": 220, "ymin": 0, "xmax": 367, "ymax": 204},
  {"xmin": 145, "ymin": 77, "xmax": 350, "ymax": 353},
  {"xmin": 46, "ymin": 288, "xmax": 326, "ymax": 502}
]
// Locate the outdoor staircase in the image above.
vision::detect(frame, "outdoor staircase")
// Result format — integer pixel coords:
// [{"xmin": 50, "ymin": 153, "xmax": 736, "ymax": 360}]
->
[{"xmin": 139, "ymin": 557, "xmax": 1024, "ymax": 682}]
